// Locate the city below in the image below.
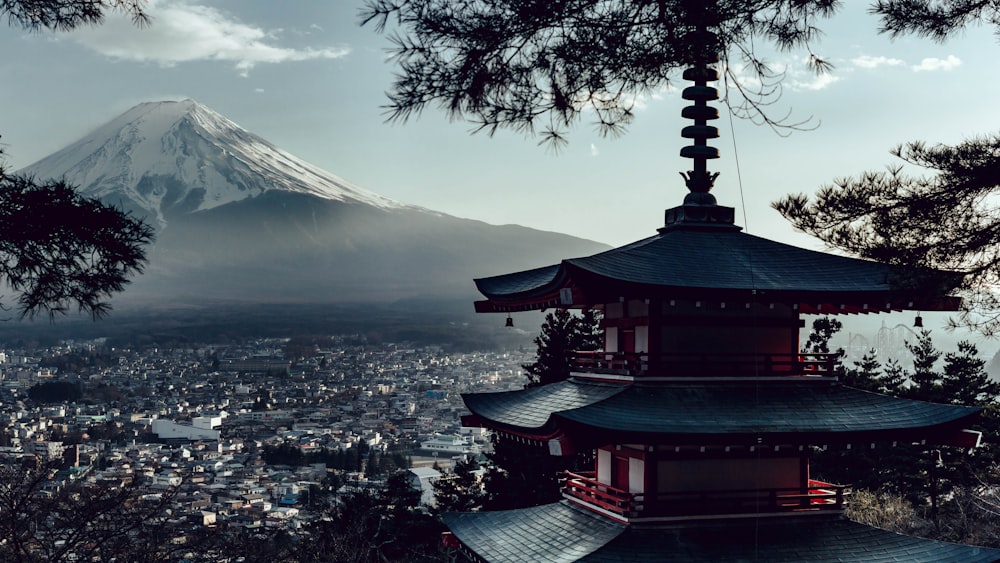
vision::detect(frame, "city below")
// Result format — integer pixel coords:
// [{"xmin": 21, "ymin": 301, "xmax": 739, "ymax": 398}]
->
[{"xmin": 0, "ymin": 335, "xmax": 528, "ymax": 532}]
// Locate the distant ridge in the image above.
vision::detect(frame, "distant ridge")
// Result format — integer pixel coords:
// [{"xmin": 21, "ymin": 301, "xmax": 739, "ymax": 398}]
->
[{"xmin": 18, "ymin": 100, "xmax": 610, "ymax": 307}]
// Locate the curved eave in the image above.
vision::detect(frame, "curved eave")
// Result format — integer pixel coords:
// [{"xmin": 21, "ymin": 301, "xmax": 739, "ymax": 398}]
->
[
  {"xmin": 443, "ymin": 503, "xmax": 1000, "ymax": 562},
  {"xmin": 472, "ymin": 230, "xmax": 962, "ymax": 313},
  {"xmin": 460, "ymin": 379, "xmax": 623, "ymax": 435},
  {"xmin": 461, "ymin": 380, "xmax": 981, "ymax": 447}
]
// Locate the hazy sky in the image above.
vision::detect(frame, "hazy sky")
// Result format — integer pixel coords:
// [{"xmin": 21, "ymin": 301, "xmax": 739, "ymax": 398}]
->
[{"xmin": 2, "ymin": 1, "xmax": 998, "ymax": 250}]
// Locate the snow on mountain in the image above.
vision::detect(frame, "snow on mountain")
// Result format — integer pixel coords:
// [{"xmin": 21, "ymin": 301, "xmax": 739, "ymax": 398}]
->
[{"xmin": 18, "ymin": 99, "xmax": 403, "ymax": 227}]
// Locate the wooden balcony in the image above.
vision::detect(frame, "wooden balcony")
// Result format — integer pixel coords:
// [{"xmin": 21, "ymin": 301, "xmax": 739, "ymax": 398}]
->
[
  {"xmin": 571, "ymin": 351, "xmax": 840, "ymax": 378},
  {"xmin": 561, "ymin": 471, "xmax": 847, "ymax": 519}
]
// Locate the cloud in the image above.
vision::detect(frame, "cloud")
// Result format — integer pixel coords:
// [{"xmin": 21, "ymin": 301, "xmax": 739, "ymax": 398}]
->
[
  {"xmin": 590, "ymin": 143, "xmax": 599, "ymax": 157},
  {"xmin": 851, "ymin": 55, "xmax": 904, "ymax": 69},
  {"xmin": 787, "ymin": 70, "xmax": 840, "ymax": 92},
  {"xmin": 65, "ymin": 0, "xmax": 349, "ymax": 76},
  {"xmin": 912, "ymin": 55, "xmax": 961, "ymax": 72}
]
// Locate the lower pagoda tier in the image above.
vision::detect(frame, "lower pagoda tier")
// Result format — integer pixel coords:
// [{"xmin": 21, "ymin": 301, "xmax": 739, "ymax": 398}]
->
[
  {"xmin": 461, "ymin": 378, "xmax": 983, "ymax": 451},
  {"xmin": 442, "ymin": 502, "xmax": 1000, "ymax": 562}
]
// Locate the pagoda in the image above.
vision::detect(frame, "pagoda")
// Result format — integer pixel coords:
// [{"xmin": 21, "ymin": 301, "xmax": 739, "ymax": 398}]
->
[{"xmin": 439, "ymin": 20, "xmax": 1000, "ymax": 563}]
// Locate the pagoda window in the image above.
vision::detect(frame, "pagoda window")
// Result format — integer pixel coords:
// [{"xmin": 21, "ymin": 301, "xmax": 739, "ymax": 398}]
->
[
  {"xmin": 605, "ymin": 327, "xmax": 619, "ymax": 353},
  {"xmin": 596, "ymin": 446, "xmax": 646, "ymax": 494},
  {"xmin": 597, "ymin": 448, "xmax": 611, "ymax": 484},
  {"xmin": 635, "ymin": 326, "xmax": 648, "ymax": 353}
]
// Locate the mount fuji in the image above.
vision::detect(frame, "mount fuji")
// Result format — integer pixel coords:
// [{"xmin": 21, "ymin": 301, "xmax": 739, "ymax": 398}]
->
[{"xmin": 18, "ymin": 99, "xmax": 608, "ymax": 307}]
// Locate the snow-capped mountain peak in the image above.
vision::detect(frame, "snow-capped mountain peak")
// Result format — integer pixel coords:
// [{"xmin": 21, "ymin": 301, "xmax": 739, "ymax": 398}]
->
[{"xmin": 18, "ymin": 99, "xmax": 403, "ymax": 227}]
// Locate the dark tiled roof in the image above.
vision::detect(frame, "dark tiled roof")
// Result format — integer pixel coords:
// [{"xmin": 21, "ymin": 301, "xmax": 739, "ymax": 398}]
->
[
  {"xmin": 475, "ymin": 264, "xmax": 562, "ymax": 301},
  {"xmin": 583, "ymin": 514, "xmax": 1000, "ymax": 562},
  {"xmin": 567, "ymin": 230, "xmax": 892, "ymax": 292},
  {"xmin": 461, "ymin": 379, "xmax": 623, "ymax": 431},
  {"xmin": 462, "ymin": 379, "xmax": 980, "ymax": 442},
  {"xmin": 556, "ymin": 383, "xmax": 980, "ymax": 438},
  {"xmin": 444, "ymin": 502, "xmax": 1000, "ymax": 562},
  {"xmin": 474, "ymin": 229, "xmax": 953, "ymax": 303},
  {"xmin": 442, "ymin": 502, "xmax": 624, "ymax": 562}
]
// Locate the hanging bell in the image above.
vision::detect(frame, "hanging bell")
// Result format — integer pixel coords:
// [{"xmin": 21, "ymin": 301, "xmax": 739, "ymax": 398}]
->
[
  {"xmin": 914, "ymin": 314, "xmax": 923, "ymax": 328},
  {"xmin": 505, "ymin": 315, "xmax": 514, "ymax": 328}
]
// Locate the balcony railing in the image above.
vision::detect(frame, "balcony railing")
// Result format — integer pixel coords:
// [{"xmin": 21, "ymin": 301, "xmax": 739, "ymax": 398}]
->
[
  {"xmin": 561, "ymin": 471, "xmax": 847, "ymax": 519},
  {"xmin": 571, "ymin": 351, "xmax": 840, "ymax": 378}
]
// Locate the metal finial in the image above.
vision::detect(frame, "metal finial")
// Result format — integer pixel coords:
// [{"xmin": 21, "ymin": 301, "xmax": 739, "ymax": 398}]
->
[{"xmin": 679, "ymin": 48, "xmax": 721, "ymax": 204}]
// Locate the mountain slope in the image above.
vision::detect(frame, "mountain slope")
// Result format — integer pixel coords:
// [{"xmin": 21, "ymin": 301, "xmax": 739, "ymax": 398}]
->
[
  {"xmin": 18, "ymin": 100, "xmax": 610, "ymax": 307},
  {"xmin": 20, "ymin": 99, "xmax": 402, "ymax": 228}
]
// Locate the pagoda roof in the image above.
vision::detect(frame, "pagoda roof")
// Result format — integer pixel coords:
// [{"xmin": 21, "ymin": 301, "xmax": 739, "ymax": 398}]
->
[
  {"xmin": 442, "ymin": 502, "xmax": 1000, "ymax": 562},
  {"xmin": 462, "ymin": 379, "xmax": 981, "ymax": 446},
  {"xmin": 474, "ymin": 228, "xmax": 960, "ymax": 313}
]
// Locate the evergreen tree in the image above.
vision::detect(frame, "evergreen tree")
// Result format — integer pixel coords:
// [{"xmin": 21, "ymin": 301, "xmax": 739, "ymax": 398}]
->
[
  {"xmin": 361, "ymin": 0, "xmax": 842, "ymax": 147},
  {"xmin": 880, "ymin": 358, "xmax": 907, "ymax": 396},
  {"xmin": 432, "ymin": 457, "xmax": 484, "ymax": 515},
  {"xmin": 481, "ymin": 433, "xmax": 568, "ymax": 510},
  {"xmin": 292, "ymin": 471, "xmax": 443, "ymax": 562},
  {"xmin": 774, "ymin": 135, "xmax": 1000, "ymax": 336},
  {"xmin": 875, "ymin": 1, "xmax": 1000, "ymax": 42},
  {"xmin": 942, "ymin": 341, "xmax": 1000, "ymax": 406},
  {"xmin": 0, "ymin": 2, "xmax": 153, "ymax": 320},
  {"xmin": 522, "ymin": 308, "xmax": 601, "ymax": 387},
  {"xmin": 844, "ymin": 349, "xmax": 883, "ymax": 392},
  {"xmin": 905, "ymin": 330, "xmax": 943, "ymax": 402},
  {"xmin": 803, "ymin": 317, "xmax": 843, "ymax": 354},
  {"xmin": 2, "ymin": 0, "xmax": 148, "ymax": 31}
]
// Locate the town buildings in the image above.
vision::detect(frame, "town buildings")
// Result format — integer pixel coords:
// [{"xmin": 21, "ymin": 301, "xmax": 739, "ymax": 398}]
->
[{"xmin": 0, "ymin": 337, "xmax": 526, "ymax": 539}]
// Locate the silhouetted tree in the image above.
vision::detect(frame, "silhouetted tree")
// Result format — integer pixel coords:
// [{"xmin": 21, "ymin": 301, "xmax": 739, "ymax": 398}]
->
[
  {"xmin": 881, "ymin": 358, "xmax": 907, "ymax": 395},
  {"xmin": 522, "ymin": 309, "xmax": 601, "ymax": 387},
  {"xmin": 1, "ymin": 0, "xmax": 148, "ymax": 30},
  {"xmin": 480, "ymin": 433, "xmax": 568, "ymax": 510},
  {"xmin": 873, "ymin": 0, "xmax": 1000, "ymax": 41},
  {"xmin": 1, "ymin": 2, "xmax": 153, "ymax": 320},
  {"xmin": 774, "ymin": 136, "xmax": 1000, "ymax": 335},
  {"xmin": 0, "ymin": 174, "xmax": 153, "ymax": 319},
  {"xmin": 905, "ymin": 329, "xmax": 943, "ymax": 402},
  {"xmin": 291, "ymin": 472, "xmax": 444, "ymax": 562},
  {"xmin": 27, "ymin": 380, "xmax": 82, "ymax": 403},
  {"xmin": 432, "ymin": 456, "xmax": 484, "ymax": 515},
  {"xmin": 843, "ymin": 349, "xmax": 883, "ymax": 393},
  {"xmin": 942, "ymin": 341, "xmax": 1000, "ymax": 406},
  {"xmin": 361, "ymin": 0, "xmax": 843, "ymax": 146},
  {"xmin": 802, "ymin": 316, "xmax": 843, "ymax": 354},
  {"xmin": 0, "ymin": 461, "xmax": 220, "ymax": 562}
]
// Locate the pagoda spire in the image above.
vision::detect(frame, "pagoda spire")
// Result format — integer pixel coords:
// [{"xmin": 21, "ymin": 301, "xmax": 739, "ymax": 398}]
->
[
  {"xmin": 660, "ymin": 15, "xmax": 738, "ymax": 232},
  {"xmin": 679, "ymin": 29, "xmax": 721, "ymax": 205}
]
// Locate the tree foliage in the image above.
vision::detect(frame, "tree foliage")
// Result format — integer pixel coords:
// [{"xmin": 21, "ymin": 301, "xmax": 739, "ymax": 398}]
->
[
  {"xmin": 431, "ymin": 456, "xmax": 484, "ymax": 515},
  {"xmin": 27, "ymin": 380, "xmax": 82, "ymax": 403},
  {"xmin": 1, "ymin": 0, "xmax": 148, "ymax": 31},
  {"xmin": 361, "ymin": 0, "xmax": 841, "ymax": 146},
  {"xmin": 480, "ymin": 432, "xmax": 578, "ymax": 510},
  {"xmin": 810, "ymin": 324, "xmax": 1000, "ymax": 545},
  {"xmin": 522, "ymin": 308, "xmax": 601, "ymax": 387},
  {"xmin": 873, "ymin": 0, "xmax": 1000, "ymax": 42},
  {"xmin": 0, "ymin": 462, "xmax": 219, "ymax": 562},
  {"xmin": 802, "ymin": 316, "xmax": 843, "ymax": 354},
  {"xmin": 290, "ymin": 472, "xmax": 444, "ymax": 562},
  {"xmin": 0, "ymin": 174, "xmax": 154, "ymax": 319},
  {"xmin": 774, "ymin": 135, "xmax": 1000, "ymax": 334},
  {"xmin": 1, "ymin": 3, "xmax": 154, "ymax": 320}
]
